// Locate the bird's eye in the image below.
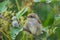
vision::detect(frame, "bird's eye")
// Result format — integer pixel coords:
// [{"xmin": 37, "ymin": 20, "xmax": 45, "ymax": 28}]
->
[
  {"xmin": 30, "ymin": 16, "xmax": 33, "ymax": 18},
  {"xmin": 27, "ymin": 16, "xmax": 33, "ymax": 18},
  {"xmin": 27, "ymin": 15, "xmax": 35, "ymax": 18}
]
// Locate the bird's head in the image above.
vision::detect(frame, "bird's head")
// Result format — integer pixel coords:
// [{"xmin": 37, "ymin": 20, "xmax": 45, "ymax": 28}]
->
[
  {"xmin": 27, "ymin": 13, "xmax": 39, "ymax": 19},
  {"xmin": 27, "ymin": 13, "xmax": 41, "ymax": 23}
]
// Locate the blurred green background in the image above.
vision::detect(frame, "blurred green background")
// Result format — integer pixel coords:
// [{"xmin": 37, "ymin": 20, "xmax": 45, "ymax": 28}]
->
[{"xmin": 0, "ymin": 0, "xmax": 60, "ymax": 40}]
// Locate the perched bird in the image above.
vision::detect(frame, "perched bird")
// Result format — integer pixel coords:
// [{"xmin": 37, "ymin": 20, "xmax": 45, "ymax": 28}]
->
[
  {"xmin": 23, "ymin": 13, "xmax": 44, "ymax": 36},
  {"xmin": 12, "ymin": 16, "xmax": 19, "ymax": 27}
]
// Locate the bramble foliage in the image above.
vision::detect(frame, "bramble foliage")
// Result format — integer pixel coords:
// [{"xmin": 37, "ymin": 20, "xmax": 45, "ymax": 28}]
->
[{"xmin": 0, "ymin": 0, "xmax": 60, "ymax": 40}]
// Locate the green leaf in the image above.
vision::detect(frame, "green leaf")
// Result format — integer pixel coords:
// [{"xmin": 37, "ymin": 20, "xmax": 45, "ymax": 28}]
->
[
  {"xmin": 10, "ymin": 27, "xmax": 23, "ymax": 40},
  {"xmin": 15, "ymin": 31, "xmax": 23, "ymax": 40},
  {"xmin": 16, "ymin": 7, "xmax": 28, "ymax": 19},
  {"xmin": 43, "ymin": 11, "xmax": 54, "ymax": 27},
  {"xmin": 55, "ymin": 28, "xmax": 60, "ymax": 39},
  {"xmin": 0, "ymin": 0, "xmax": 9, "ymax": 13},
  {"xmin": 54, "ymin": 16, "xmax": 60, "ymax": 27},
  {"xmin": 47, "ymin": 33, "xmax": 58, "ymax": 40}
]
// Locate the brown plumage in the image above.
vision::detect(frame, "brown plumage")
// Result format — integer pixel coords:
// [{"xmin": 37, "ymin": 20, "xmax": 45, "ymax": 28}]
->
[
  {"xmin": 24, "ymin": 13, "xmax": 43, "ymax": 36},
  {"xmin": 27, "ymin": 13, "xmax": 41, "ymax": 24}
]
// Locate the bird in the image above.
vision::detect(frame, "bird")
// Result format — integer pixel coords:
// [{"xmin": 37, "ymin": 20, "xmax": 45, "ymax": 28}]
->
[{"xmin": 23, "ymin": 13, "xmax": 45, "ymax": 36}]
